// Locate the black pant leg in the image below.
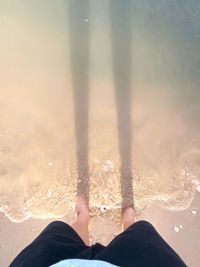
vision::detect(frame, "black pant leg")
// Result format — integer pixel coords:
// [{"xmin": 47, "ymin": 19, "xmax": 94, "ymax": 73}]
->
[
  {"xmin": 9, "ymin": 221, "xmax": 89, "ymax": 267},
  {"xmin": 94, "ymin": 220, "xmax": 187, "ymax": 267}
]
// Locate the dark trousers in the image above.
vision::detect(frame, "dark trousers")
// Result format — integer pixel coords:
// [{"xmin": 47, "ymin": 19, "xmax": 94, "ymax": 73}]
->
[{"xmin": 10, "ymin": 220, "xmax": 187, "ymax": 267}]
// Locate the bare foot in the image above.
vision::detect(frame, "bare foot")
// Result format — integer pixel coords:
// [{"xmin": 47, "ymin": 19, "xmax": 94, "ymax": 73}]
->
[
  {"xmin": 75, "ymin": 196, "xmax": 90, "ymax": 223},
  {"xmin": 121, "ymin": 207, "xmax": 136, "ymax": 231},
  {"xmin": 71, "ymin": 196, "xmax": 90, "ymax": 245}
]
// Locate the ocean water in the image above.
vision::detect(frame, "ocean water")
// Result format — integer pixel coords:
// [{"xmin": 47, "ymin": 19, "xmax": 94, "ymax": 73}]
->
[{"xmin": 0, "ymin": 0, "xmax": 200, "ymax": 223}]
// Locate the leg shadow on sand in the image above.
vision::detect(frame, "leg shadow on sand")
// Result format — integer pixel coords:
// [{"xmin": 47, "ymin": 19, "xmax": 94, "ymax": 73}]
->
[
  {"xmin": 68, "ymin": 0, "xmax": 90, "ymax": 202},
  {"xmin": 110, "ymin": 0, "xmax": 134, "ymax": 209}
]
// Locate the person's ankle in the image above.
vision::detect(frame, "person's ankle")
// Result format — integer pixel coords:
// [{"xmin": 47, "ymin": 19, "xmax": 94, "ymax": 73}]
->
[
  {"xmin": 75, "ymin": 196, "xmax": 90, "ymax": 224},
  {"xmin": 121, "ymin": 207, "xmax": 136, "ymax": 230}
]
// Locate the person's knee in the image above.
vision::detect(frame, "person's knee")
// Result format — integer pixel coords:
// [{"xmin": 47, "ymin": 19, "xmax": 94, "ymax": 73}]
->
[
  {"xmin": 125, "ymin": 220, "xmax": 156, "ymax": 232},
  {"xmin": 42, "ymin": 221, "xmax": 70, "ymax": 235},
  {"xmin": 47, "ymin": 221, "xmax": 67, "ymax": 228}
]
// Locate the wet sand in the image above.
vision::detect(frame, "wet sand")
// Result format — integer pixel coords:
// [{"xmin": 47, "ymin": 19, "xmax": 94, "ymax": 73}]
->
[
  {"xmin": 1, "ymin": 1, "xmax": 200, "ymax": 266},
  {"xmin": 1, "ymin": 82, "xmax": 200, "ymax": 267},
  {"xmin": 1, "ymin": 82, "xmax": 200, "ymax": 222}
]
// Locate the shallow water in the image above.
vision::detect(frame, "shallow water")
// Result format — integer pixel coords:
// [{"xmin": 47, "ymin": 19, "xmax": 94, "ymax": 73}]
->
[{"xmin": 0, "ymin": 0, "xmax": 200, "ymax": 223}]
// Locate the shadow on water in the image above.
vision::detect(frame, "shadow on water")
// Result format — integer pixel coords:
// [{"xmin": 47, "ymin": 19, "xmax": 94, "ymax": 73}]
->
[
  {"xmin": 110, "ymin": 0, "xmax": 134, "ymax": 209},
  {"xmin": 68, "ymin": 0, "xmax": 90, "ymax": 201}
]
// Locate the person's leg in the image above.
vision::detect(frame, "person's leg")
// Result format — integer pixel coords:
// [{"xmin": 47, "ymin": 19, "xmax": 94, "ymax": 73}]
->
[
  {"xmin": 94, "ymin": 207, "xmax": 187, "ymax": 267},
  {"xmin": 9, "ymin": 197, "xmax": 91, "ymax": 267},
  {"xmin": 121, "ymin": 206, "xmax": 136, "ymax": 231},
  {"xmin": 93, "ymin": 206, "xmax": 138, "ymax": 267},
  {"xmin": 71, "ymin": 196, "xmax": 90, "ymax": 245}
]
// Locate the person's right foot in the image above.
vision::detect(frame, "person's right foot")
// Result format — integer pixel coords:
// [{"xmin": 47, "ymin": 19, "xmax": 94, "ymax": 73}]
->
[
  {"xmin": 121, "ymin": 207, "xmax": 136, "ymax": 231},
  {"xmin": 71, "ymin": 196, "xmax": 90, "ymax": 245},
  {"xmin": 75, "ymin": 196, "xmax": 90, "ymax": 224}
]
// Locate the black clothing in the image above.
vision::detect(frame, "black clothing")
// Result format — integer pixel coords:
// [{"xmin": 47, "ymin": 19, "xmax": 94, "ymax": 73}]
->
[{"xmin": 10, "ymin": 220, "xmax": 187, "ymax": 267}]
